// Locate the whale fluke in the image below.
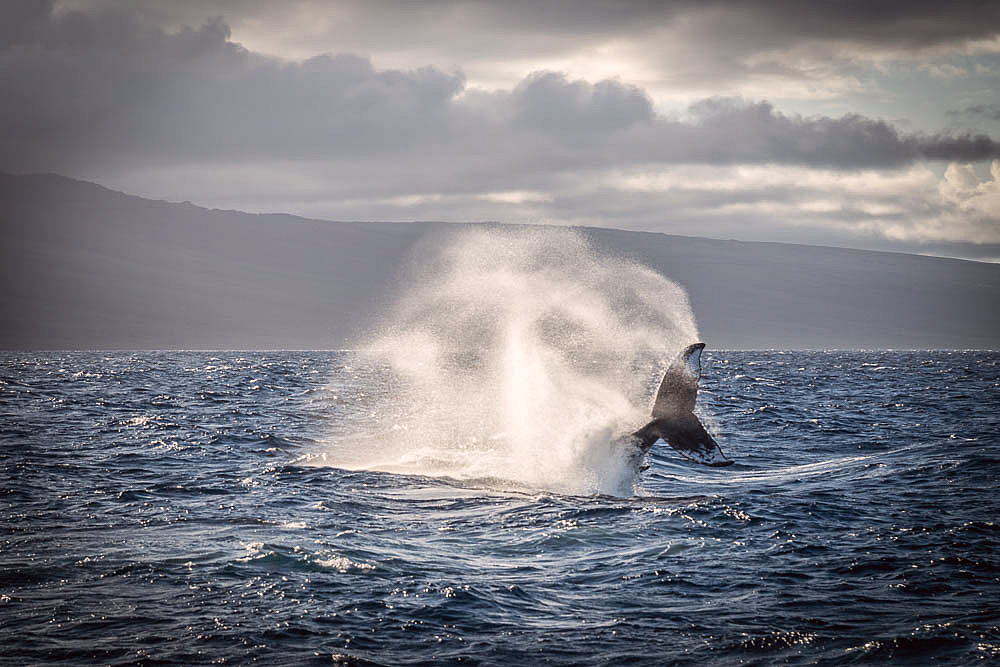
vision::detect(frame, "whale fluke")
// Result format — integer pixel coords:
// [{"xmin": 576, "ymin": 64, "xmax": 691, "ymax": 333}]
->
[
  {"xmin": 633, "ymin": 343, "xmax": 733, "ymax": 467},
  {"xmin": 651, "ymin": 342, "xmax": 704, "ymax": 417}
]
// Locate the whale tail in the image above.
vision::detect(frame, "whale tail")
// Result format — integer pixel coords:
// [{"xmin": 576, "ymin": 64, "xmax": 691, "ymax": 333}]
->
[
  {"xmin": 652, "ymin": 342, "xmax": 704, "ymax": 418},
  {"xmin": 634, "ymin": 343, "xmax": 733, "ymax": 467}
]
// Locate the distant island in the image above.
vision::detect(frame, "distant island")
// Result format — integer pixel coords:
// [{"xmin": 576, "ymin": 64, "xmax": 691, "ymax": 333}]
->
[{"xmin": 2, "ymin": 172, "xmax": 998, "ymax": 350}]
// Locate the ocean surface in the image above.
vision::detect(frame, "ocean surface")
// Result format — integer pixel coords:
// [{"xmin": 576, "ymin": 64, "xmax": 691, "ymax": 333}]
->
[{"xmin": 2, "ymin": 350, "xmax": 999, "ymax": 665}]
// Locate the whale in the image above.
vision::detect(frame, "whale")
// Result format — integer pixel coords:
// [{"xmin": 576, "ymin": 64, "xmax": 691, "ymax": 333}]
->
[{"xmin": 619, "ymin": 343, "xmax": 733, "ymax": 468}]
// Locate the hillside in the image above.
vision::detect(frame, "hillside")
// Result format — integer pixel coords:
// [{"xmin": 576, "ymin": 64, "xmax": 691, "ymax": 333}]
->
[{"xmin": 2, "ymin": 173, "xmax": 998, "ymax": 349}]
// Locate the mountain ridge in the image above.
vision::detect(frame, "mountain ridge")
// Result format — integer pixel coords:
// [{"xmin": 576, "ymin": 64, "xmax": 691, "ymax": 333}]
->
[
  {"xmin": 2, "ymin": 172, "xmax": 998, "ymax": 349},
  {"xmin": 10, "ymin": 171, "xmax": 994, "ymax": 266}
]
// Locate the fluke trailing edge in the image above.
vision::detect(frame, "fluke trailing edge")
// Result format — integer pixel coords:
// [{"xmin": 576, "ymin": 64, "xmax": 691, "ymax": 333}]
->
[{"xmin": 626, "ymin": 343, "xmax": 733, "ymax": 468}]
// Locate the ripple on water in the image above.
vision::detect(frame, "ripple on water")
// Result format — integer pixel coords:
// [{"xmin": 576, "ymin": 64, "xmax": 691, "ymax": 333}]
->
[{"xmin": 0, "ymin": 350, "xmax": 997, "ymax": 665}]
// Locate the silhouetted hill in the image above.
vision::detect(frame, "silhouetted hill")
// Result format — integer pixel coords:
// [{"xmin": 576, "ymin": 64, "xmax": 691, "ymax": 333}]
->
[{"xmin": 2, "ymin": 172, "xmax": 998, "ymax": 349}]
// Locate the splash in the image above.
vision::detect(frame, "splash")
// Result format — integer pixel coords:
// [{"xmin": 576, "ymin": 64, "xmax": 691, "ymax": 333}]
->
[{"xmin": 328, "ymin": 226, "xmax": 698, "ymax": 495}]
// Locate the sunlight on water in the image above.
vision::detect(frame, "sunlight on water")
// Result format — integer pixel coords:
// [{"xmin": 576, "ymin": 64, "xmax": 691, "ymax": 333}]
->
[{"xmin": 320, "ymin": 227, "xmax": 699, "ymax": 495}]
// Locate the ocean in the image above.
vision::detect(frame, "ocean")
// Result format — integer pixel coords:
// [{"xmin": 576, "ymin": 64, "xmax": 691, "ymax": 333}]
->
[{"xmin": 2, "ymin": 349, "xmax": 998, "ymax": 665}]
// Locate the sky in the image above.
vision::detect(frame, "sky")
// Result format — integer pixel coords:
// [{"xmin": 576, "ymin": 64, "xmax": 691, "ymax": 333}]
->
[{"xmin": 3, "ymin": 0, "xmax": 1000, "ymax": 260}]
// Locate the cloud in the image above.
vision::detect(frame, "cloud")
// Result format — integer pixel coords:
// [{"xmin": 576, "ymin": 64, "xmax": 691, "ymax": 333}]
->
[
  {"xmin": 513, "ymin": 72, "xmax": 653, "ymax": 133},
  {"xmin": 948, "ymin": 104, "xmax": 1000, "ymax": 120},
  {"xmin": 0, "ymin": 11, "xmax": 464, "ymax": 167},
  {"xmin": 46, "ymin": 0, "xmax": 1000, "ymax": 103},
  {"xmin": 939, "ymin": 160, "xmax": 1000, "ymax": 226},
  {"xmin": 107, "ymin": 160, "xmax": 1000, "ymax": 261},
  {"xmin": 0, "ymin": 0, "xmax": 53, "ymax": 49},
  {"xmin": 528, "ymin": 163, "xmax": 1000, "ymax": 249},
  {"xmin": 3, "ymin": 1, "xmax": 999, "ymax": 257},
  {"xmin": 61, "ymin": 1, "xmax": 1000, "ymax": 53},
  {"xmin": 3, "ymin": 5, "xmax": 997, "ymax": 176}
]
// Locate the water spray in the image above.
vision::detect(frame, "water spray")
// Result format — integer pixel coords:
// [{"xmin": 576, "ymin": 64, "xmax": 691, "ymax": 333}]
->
[{"xmin": 329, "ymin": 226, "xmax": 699, "ymax": 495}]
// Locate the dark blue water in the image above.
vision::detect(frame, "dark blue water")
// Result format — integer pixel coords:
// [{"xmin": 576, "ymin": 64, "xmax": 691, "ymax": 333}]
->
[{"xmin": 2, "ymin": 350, "xmax": 999, "ymax": 665}]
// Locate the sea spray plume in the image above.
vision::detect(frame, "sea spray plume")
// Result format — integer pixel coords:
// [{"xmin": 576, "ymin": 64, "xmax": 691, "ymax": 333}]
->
[{"xmin": 335, "ymin": 226, "xmax": 699, "ymax": 495}]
